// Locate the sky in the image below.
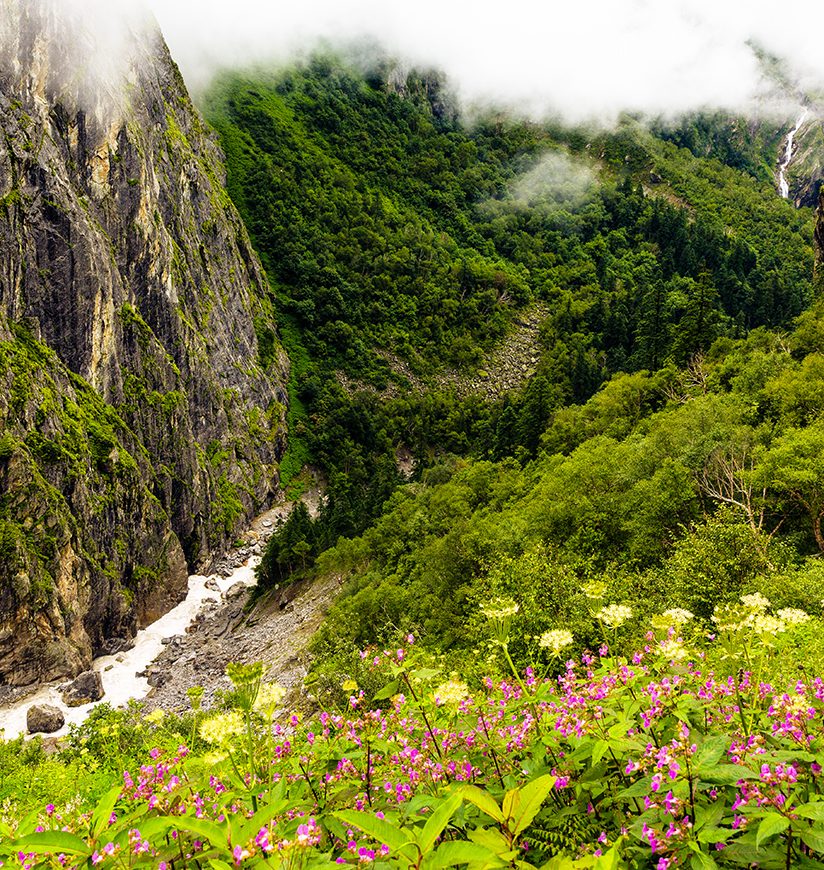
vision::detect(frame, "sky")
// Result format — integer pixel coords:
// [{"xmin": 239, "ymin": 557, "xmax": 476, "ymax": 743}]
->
[{"xmin": 143, "ymin": 0, "xmax": 824, "ymax": 122}]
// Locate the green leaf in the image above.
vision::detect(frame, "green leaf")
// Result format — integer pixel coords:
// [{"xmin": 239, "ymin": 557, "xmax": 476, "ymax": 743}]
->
[
  {"xmin": 418, "ymin": 793, "xmax": 463, "ymax": 854},
  {"xmin": 795, "ymin": 802, "xmax": 824, "ymax": 821},
  {"xmin": 591, "ymin": 740, "xmax": 609, "ymax": 766},
  {"xmin": 373, "ymin": 680, "xmax": 400, "ymax": 702},
  {"xmin": 698, "ymin": 765, "xmax": 757, "ymax": 785},
  {"xmin": 14, "ymin": 831, "xmax": 92, "ymax": 857},
  {"xmin": 460, "ymin": 786, "xmax": 505, "ymax": 824},
  {"xmin": 511, "ymin": 775, "xmax": 556, "ymax": 838},
  {"xmin": 234, "ymin": 797, "xmax": 289, "ymax": 845},
  {"xmin": 424, "ymin": 840, "xmax": 504, "ymax": 868},
  {"xmin": 91, "ymin": 786, "xmax": 122, "ymax": 838},
  {"xmin": 469, "ymin": 827, "xmax": 513, "ymax": 855},
  {"xmin": 502, "ymin": 787, "xmax": 520, "ymax": 823},
  {"xmin": 689, "ymin": 851, "xmax": 719, "ymax": 869},
  {"xmin": 172, "ymin": 816, "xmax": 230, "ymax": 848},
  {"xmin": 756, "ymin": 813, "xmax": 790, "ymax": 848},
  {"xmin": 800, "ymin": 826, "xmax": 824, "ymax": 854},
  {"xmin": 693, "ymin": 735, "xmax": 729, "ymax": 769},
  {"xmin": 209, "ymin": 861, "xmax": 235, "ymax": 870},
  {"xmin": 333, "ymin": 810, "xmax": 415, "ymax": 857}
]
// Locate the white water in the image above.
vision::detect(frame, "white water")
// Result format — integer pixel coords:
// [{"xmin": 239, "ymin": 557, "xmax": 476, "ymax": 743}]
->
[
  {"xmin": 778, "ymin": 108, "xmax": 808, "ymax": 199},
  {"xmin": 0, "ymin": 558, "xmax": 258, "ymax": 740}
]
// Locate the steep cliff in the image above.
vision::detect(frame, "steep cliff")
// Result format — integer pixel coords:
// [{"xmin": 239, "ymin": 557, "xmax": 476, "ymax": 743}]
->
[{"xmin": 0, "ymin": 0, "xmax": 288, "ymax": 686}]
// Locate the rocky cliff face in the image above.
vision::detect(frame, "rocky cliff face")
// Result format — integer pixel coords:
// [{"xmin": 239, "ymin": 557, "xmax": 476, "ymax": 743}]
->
[{"xmin": 0, "ymin": 0, "xmax": 288, "ymax": 686}]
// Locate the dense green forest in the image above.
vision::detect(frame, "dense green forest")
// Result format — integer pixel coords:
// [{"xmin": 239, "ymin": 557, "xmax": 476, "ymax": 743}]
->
[{"xmin": 201, "ymin": 53, "xmax": 816, "ymax": 597}]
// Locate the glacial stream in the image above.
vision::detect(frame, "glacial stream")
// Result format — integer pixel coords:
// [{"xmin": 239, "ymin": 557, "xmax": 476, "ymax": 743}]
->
[
  {"xmin": 778, "ymin": 108, "xmax": 808, "ymax": 199},
  {"xmin": 0, "ymin": 558, "xmax": 259, "ymax": 740}
]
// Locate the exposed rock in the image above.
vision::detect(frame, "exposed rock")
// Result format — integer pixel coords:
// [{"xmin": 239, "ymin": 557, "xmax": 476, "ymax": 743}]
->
[
  {"xmin": 26, "ymin": 703, "xmax": 64, "ymax": 733},
  {"xmin": 0, "ymin": 2, "xmax": 288, "ymax": 687},
  {"xmin": 61, "ymin": 670, "xmax": 104, "ymax": 707}
]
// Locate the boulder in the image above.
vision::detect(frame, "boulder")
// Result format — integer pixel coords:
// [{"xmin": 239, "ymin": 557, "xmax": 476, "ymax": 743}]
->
[
  {"xmin": 27, "ymin": 704, "xmax": 65, "ymax": 734},
  {"xmin": 61, "ymin": 670, "xmax": 104, "ymax": 707}
]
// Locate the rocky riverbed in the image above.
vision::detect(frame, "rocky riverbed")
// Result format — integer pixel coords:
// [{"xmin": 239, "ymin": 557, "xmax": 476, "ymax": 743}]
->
[{"xmin": 0, "ymin": 478, "xmax": 330, "ymax": 738}]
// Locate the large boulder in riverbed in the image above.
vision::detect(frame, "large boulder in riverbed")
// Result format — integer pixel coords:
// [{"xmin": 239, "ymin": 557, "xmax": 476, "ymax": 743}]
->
[
  {"xmin": 61, "ymin": 671, "xmax": 104, "ymax": 707},
  {"xmin": 27, "ymin": 704, "xmax": 65, "ymax": 734}
]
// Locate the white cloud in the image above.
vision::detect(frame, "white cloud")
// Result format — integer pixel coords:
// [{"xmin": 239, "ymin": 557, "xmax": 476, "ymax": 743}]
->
[
  {"xmin": 14, "ymin": 0, "xmax": 824, "ymax": 123},
  {"xmin": 147, "ymin": 0, "xmax": 824, "ymax": 121}
]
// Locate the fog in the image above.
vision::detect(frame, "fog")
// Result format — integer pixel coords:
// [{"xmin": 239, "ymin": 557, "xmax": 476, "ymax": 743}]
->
[
  {"xmin": 7, "ymin": 0, "xmax": 824, "ymax": 123},
  {"xmin": 145, "ymin": 0, "xmax": 824, "ymax": 122}
]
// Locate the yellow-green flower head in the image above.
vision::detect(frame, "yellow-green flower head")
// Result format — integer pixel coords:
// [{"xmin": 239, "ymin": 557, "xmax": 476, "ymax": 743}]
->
[
  {"xmin": 186, "ymin": 685, "xmax": 205, "ymax": 711},
  {"xmin": 651, "ymin": 608, "xmax": 694, "ymax": 631},
  {"xmin": 433, "ymin": 678, "xmax": 470, "ymax": 706},
  {"xmin": 658, "ymin": 638, "xmax": 688, "ymax": 661},
  {"xmin": 226, "ymin": 661, "xmax": 265, "ymax": 712},
  {"xmin": 539, "ymin": 628, "xmax": 574, "ymax": 654},
  {"xmin": 143, "ymin": 708, "xmax": 165, "ymax": 725},
  {"xmin": 596, "ymin": 604, "xmax": 633, "ymax": 629},
  {"xmin": 711, "ymin": 603, "xmax": 744, "ymax": 633},
  {"xmin": 480, "ymin": 596, "xmax": 519, "ymax": 645},
  {"xmin": 740, "ymin": 592, "xmax": 770, "ymax": 612},
  {"xmin": 199, "ymin": 711, "xmax": 245, "ymax": 746},
  {"xmin": 253, "ymin": 683, "xmax": 287, "ymax": 717},
  {"xmin": 582, "ymin": 580, "xmax": 607, "ymax": 600},
  {"xmin": 480, "ymin": 597, "xmax": 519, "ymax": 621},
  {"xmin": 777, "ymin": 608, "xmax": 810, "ymax": 627}
]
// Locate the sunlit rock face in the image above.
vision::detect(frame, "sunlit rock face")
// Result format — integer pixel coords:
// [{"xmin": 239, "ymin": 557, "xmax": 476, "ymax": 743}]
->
[{"xmin": 0, "ymin": 0, "xmax": 287, "ymax": 687}]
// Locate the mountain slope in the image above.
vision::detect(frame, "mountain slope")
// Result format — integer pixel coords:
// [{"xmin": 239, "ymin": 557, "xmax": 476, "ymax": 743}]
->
[{"xmin": 0, "ymin": 1, "xmax": 287, "ymax": 686}]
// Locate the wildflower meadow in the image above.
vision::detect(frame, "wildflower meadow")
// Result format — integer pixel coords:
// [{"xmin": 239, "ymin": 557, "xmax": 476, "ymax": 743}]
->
[{"xmin": 3, "ymin": 593, "xmax": 824, "ymax": 868}]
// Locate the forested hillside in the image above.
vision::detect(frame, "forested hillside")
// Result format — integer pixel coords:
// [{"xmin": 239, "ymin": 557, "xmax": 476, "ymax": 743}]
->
[{"xmin": 201, "ymin": 53, "xmax": 817, "ymax": 596}]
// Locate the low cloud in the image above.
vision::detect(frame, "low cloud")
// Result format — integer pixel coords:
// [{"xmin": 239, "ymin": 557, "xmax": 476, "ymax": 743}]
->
[{"xmin": 147, "ymin": 0, "xmax": 824, "ymax": 122}]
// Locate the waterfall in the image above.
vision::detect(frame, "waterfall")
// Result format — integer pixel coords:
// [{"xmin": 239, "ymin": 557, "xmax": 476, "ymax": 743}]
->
[{"xmin": 778, "ymin": 108, "xmax": 808, "ymax": 199}]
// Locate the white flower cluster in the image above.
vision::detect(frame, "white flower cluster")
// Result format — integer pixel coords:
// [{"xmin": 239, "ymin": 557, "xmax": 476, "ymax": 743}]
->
[
  {"xmin": 596, "ymin": 604, "xmax": 633, "ymax": 629},
  {"xmin": 433, "ymin": 678, "xmax": 470, "ymax": 706},
  {"xmin": 539, "ymin": 628, "xmax": 574, "ymax": 654},
  {"xmin": 777, "ymin": 608, "xmax": 811, "ymax": 627},
  {"xmin": 712, "ymin": 593, "xmax": 810, "ymax": 638}
]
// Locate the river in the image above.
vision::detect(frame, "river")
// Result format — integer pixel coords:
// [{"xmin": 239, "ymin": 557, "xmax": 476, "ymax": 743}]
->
[{"xmin": 0, "ymin": 558, "xmax": 258, "ymax": 740}]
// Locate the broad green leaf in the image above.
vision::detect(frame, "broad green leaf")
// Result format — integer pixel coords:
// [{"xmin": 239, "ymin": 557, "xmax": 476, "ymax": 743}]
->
[
  {"xmin": 502, "ymin": 787, "xmax": 520, "ymax": 824},
  {"xmin": 511, "ymin": 775, "xmax": 556, "ymax": 838},
  {"xmin": 694, "ymin": 800, "xmax": 726, "ymax": 832},
  {"xmin": 794, "ymin": 802, "xmax": 824, "ymax": 821},
  {"xmin": 689, "ymin": 850, "xmax": 719, "ymax": 869},
  {"xmin": 756, "ymin": 813, "xmax": 790, "ymax": 848},
  {"xmin": 172, "ymin": 816, "xmax": 230, "ymax": 848},
  {"xmin": 234, "ymin": 798, "xmax": 289, "ymax": 845},
  {"xmin": 14, "ymin": 831, "xmax": 92, "ymax": 857},
  {"xmin": 418, "ymin": 793, "xmax": 463, "ymax": 854},
  {"xmin": 373, "ymin": 680, "xmax": 400, "ymax": 702},
  {"xmin": 460, "ymin": 786, "xmax": 505, "ymax": 824},
  {"xmin": 594, "ymin": 845, "xmax": 622, "ymax": 869},
  {"xmin": 698, "ymin": 765, "xmax": 757, "ymax": 785},
  {"xmin": 334, "ymin": 810, "xmax": 416, "ymax": 857},
  {"xmin": 469, "ymin": 827, "xmax": 513, "ymax": 855},
  {"xmin": 423, "ymin": 840, "xmax": 504, "ymax": 869},
  {"xmin": 697, "ymin": 826, "xmax": 730, "ymax": 845},
  {"xmin": 693, "ymin": 735, "xmax": 728, "ymax": 769},
  {"xmin": 91, "ymin": 786, "xmax": 122, "ymax": 838},
  {"xmin": 800, "ymin": 826, "xmax": 824, "ymax": 854},
  {"xmin": 209, "ymin": 861, "xmax": 234, "ymax": 870},
  {"xmin": 591, "ymin": 740, "xmax": 609, "ymax": 766}
]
